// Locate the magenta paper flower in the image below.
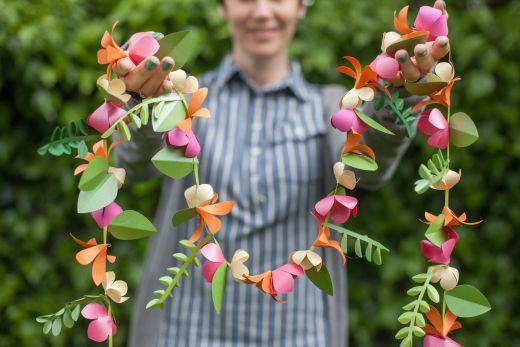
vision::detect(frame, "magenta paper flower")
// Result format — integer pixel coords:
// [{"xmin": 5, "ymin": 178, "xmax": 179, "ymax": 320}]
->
[
  {"xmin": 91, "ymin": 201, "xmax": 123, "ymax": 229},
  {"xmin": 418, "ymin": 108, "xmax": 449, "ymax": 149},
  {"xmin": 200, "ymin": 243, "xmax": 227, "ymax": 283},
  {"xmin": 414, "ymin": 6, "xmax": 448, "ymax": 41},
  {"xmin": 87, "ymin": 102, "xmax": 127, "ymax": 134},
  {"xmin": 127, "ymin": 32, "xmax": 160, "ymax": 65},
  {"xmin": 314, "ymin": 195, "xmax": 358, "ymax": 224},
  {"xmin": 370, "ymin": 54, "xmax": 400, "ymax": 80},
  {"xmin": 424, "ymin": 335, "xmax": 462, "ymax": 347},
  {"xmin": 421, "ymin": 227, "xmax": 459, "ymax": 264},
  {"xmin": 165, "ymin": 127, "xmax": 201, "ymax": 158},
  {"xmin": 271, "ymin": 263, "xmax": 304, "ymax": 294},
  {"xmin": 81, "ymin": 303, "xmax": 117, "ymax": 342},
  {"xmin": 331, "ymin": 109, "xmax": 368, "ymax": 134}
]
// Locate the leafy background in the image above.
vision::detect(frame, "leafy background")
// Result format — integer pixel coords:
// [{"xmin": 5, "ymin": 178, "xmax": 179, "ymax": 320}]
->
[{"xmin": 1, "ymin": 0, "xmax": 518, "ymax": 346}]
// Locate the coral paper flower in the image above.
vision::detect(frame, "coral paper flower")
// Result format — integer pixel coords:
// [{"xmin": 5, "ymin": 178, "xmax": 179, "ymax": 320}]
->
[
  {"xmin": 314, "ymin": 195, "xmax": 358, "ymax": 224},
  {"xmin": 97, "ymin": 22, "xmax": 127, "ymax": 77},
  {"xmin": 418, "ymin": 108, "xmax": 449, "ymax": 149},
  {"xmin": 423, "ymin": 206, "xmax": 483, "ymax": 227},
  {"xmin": 81, "ymin": 303, "xmax": 117, "ymax": 342},
  {"xmin": 421, "ymin": 227, "xmax": 458, "ymax": 264},
  {"xmin": 91, "ymin": 201, "xmax": 123, "ymax": 229},
  {"xmin": 414, "ymin": 6, "xmax": 449, "ymax": 41},
  {"xmin": 177, "ymin": 88, "xmax": 211, "ymax": 133},
  {"xmin": 341, "ymin": 131, "xmax": 376, "ymax": 159},
  {"xmin": 423, "ymin": 305, "xmax": 462, "ymax": 347},
  {"xmin": 244, "ymin": 263, "xmax": 304, "ymax": 303},
  {"xmin": 102, "ymin": 271, "xmax": 129, "ymax": 303},
  {"xmin": 370, "ymin": 54, "xmax": 400, "ymax": 80},
  {"xmin": 127, "ymin": 31, "xmax": 160, "ymax": 65},
  {"xmin": 74, "ymin": 139, "xmax": 124, "ymax": 176},
  {"xmin": 333, "ymin": 162, "xmax": 357, "ymax": 190},
  {"xmin": 312, "ymin": 214, "xmax": 346, "ymax": 264},
  {"xmin": 71, "ymin": 234, "xmax": 116, "ymax": 286},
  {"xmin": 330, "ymin": 109, "xmax": 369, "ymax": 134},
  {"xmin": 165, "ymin": 127, "xmax": 201, "ymax": 158},
  {"xmin": 86, "ymin": 101, "xmax": 128, "ymax": 134},
  {"xmin": 200, "ymin": 243, "xmax": 250, "ymax": 283}
]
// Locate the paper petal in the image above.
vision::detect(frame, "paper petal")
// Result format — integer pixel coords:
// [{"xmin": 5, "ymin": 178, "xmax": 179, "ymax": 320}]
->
[
  {"xmin": 184, "ymin": 131, "xmax": 201, "ymax": 158},
  {"xmin": 201, "ymin": 260, "xmax": 223, "ymax": 283},
  {"xmin": 87, "ymin": 316, "xmax": 116, "ymax": 343},
  {"xmin": 184, "ymin": 184, "xmax": 214, "ymax": 208},
  {"xmin": 340, "ymin": 89, "xmax": 360, "ymax": 109},
  {"xmin": 314, "ymin": 196, "xmax": 335, "ymax": 218},
  {"xmin": 166, "ymin": 128, "xmax": 189, "ymax": 147},
  {"xmin": 435, "ymin": 62, "xmax": 455, "ymax": 82},
  {"xmin": 128, "ymin": 34, "xmax": 160, "ymax": 65},
  {"xmin": 424, "ymin": 335, "xmax": 462, "ymax": 347},
  {"xmin": 102, "ymin": 271, "xmax": 115, "ymax": 291},
  {"xmin": 81, "ymin": 303, "xmax": 108, "ymax": 320},
  {"xmin": 271, "ymin": 269, "xmax": 295, "ymax": 294},
  {"xmin": 414, "ymin": 6, "xmax": 449, "ymax": 40},
  {"xmin": 169, "ymin": 69, "xmax": 188, "ymax": 87},
  {"xmin": 200, "ymin": 243, "xmax": 226, "ymax": 263},
  {"xmin": 91, "ymin": 202, "xmax": 123, "ymax": 229}
]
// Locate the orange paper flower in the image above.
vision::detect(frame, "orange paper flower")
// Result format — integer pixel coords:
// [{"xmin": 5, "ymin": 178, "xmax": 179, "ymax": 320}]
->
[
  {"xmin": 336, "ymin": 56, "xmax": 391, "ymax": 100},
  {"xmin": 74, "ymin": 139, "xmax": 124, "ymax": 176},
  {"xmin": 97, "ymin": 21, "xmax": 128, "ymax": 77},
  {"xmin": 311, "ymin": 214, "xmax": 346, "ymax": 264},
  {"xmin": 187, "ymin": 192, "xmax": 234, "ymax": 243},
  {"xmin": 177, "ymin": 88, "xmax": 211, "ymax": 133},
  {"xmin": 341, "ymin": 131, "xmax": 376, "ymax": 160},
  {"xmin": 424, "ymin": 305, "xmax": 462, "ymax": 338},
  {"xmin": 422, "ymin": 206, "xmax": 483, "ymax": 227},
  {"xmin": 71, "ymin": 234, "xmax": 116, "ymax": 286},
  {"xmin": 412, "ymin": 77, "xmax": 461, "ymax": 113}
]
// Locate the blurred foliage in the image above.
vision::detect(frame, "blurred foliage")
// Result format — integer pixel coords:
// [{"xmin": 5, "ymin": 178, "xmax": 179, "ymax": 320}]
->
[{"xmin": 1, "ymin": 0, "xmax": 518, "ymax": 346}]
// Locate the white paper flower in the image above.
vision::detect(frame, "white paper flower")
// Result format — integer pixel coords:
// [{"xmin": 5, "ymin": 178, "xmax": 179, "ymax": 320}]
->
[
  {"xmin": 107, "ymin": 167, "xmax": 126, "ymax": 188},
  {"xmin": 333, "ymin": 162, "xmax": 357, "ymax": 190},
  {"xmin": 430, "ymin": 266, "xmax": 459, "ymax": 291},
  {"xmin": 102, "ymin": 271, "xmax": 129, "ymax": 303},
  {"xmin": 184, "ymin": 184, "xmax": 214, "ymax": 208},
  {"xmin": 381, "ymin": 31, "xmax": 401, "ymax": 52},
  {"xmin": 169, "ymin": 69, "xmax": 199, "ymax": 94},
  {"xmin": 340, "ymin": 87, "xmax": 375, "ymax": 109},
  {"xmin": 431, "ymin": 169, "xmax": 461, "ymax": 191},
  {"xmin": 230, "ymin": 249, "xmax": 250, "ymax": 283},
  {"xmin": 288, "ymin": 250, "xmax": 323, "ymax": 271},
  {"xmin": 434, "ymin": 62, "xmax": 455, "ymax": 82}
]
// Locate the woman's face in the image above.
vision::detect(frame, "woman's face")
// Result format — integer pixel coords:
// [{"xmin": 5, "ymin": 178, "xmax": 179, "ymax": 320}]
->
[{"xmin": 219, "ymin": 0, "xmax": 306, "ymax": 59}]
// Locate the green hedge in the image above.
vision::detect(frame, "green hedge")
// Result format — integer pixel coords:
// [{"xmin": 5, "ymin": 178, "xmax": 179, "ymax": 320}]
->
[{"xmin": 1, "ymin": 0, "xmax": 518, "ymax": 346}]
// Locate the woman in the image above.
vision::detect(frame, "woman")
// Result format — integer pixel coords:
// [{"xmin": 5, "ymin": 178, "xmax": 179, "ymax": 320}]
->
[{"xmin": 115, "ymin": 1, "xmax": 450, "ymax": 346}]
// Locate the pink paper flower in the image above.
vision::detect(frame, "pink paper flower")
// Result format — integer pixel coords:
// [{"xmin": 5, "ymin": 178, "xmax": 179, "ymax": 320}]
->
[
  {"xmin": 421, "ymin": 227, "xmax": 459, "ymax": 264},
  {"xmin": 200, "ymin": 243, "xmax": 227, "ymax": 283},
  {"xmin": 314, "ymin": 195, "xmax": 358, "ymax": 224},
  {"xmin": 370, "ymin": 54, "xmax": 400, "ymax": 80},
  {"xmin": 418, "ymin": 108, "xmax": 449, "ymax": 149},
  {"xmin": 127, "ymin": 32, "xmax": 160, "ymax": 65},
  {"xmin": 424, "ymin": 335, "xmax": 462, "ymax": 347},
  {"xmin": 330, "ymin": 109, "xmax": 368, "ymax": 134},
  {"xmin": 414, "ymin": 6, "xmax": 449, "ymax": 41},
  {"xmin": 271, "ymin": 263, "xmax": 304, "ymax": 294},
  {"xmin": 91, "ymin": 201, "xmax": 123, "ymax": 229},
  {"xmin": 81, "ymin": 303, "xmax": 117, "ymax": 342},
  {"xmin": 87, "ymin": 102, "xmax": 128, "ymax": 134},
  {"xmin": 165, "ymin": 127, "xmax": 201, "ymax": 158}
]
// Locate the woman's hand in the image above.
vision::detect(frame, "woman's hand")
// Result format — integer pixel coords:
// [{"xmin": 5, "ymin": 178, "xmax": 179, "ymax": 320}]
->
[
  {"xmin": 386, "ymin": 0, "xmax": 450, "ymax": 87},
  {"xmin": 113, "ymin": 33, "xmax": 175, "ymax": 98}
]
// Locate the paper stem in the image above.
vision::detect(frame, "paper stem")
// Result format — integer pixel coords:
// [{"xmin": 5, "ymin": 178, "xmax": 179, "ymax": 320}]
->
[
  {"xmin": 444, "ymin": 105, "xmax": 451, "ymax": 207},
  {"xmin": 103, "ymin": 227, "xmax": 108, "ymax": 244},
  {"xmin": 407, "ymin": 273, "xmax": 433, "ymax": 343},
  {"xmin": 194, "ymin": 159, "xmax": 200, "ymax": 187},
  {"xmin": 107, "ymin": 303, "xmax": 113, "ymax": 347},
  {"xmin": 442, "ymin": 290, "xmax": 447, "ymax": 318},
  {"xmin": 386, "ymin": 95, "xmax": 413, "ymax": 137}
]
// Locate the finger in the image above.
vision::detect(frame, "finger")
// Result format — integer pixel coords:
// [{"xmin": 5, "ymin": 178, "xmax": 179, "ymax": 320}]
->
[
  {"xmin": 154, "ymin": 80, "xmax": 173, "ymax": 97},
  {"xmin": 395, "ymin": 49, "xmax": 421, "ymax": 82},
  {"xmin": 114, "ymin": 57, "xmax": 135, "ymax": 77},
  {"xmin": 152, "ymin": 31, "xmax": 164, "ymax": 41},
  {"xmin": 124, "ymin": 56, "xmax": 160, "ymax": 92},
  {"xmin": 414, "ymin": 44, "xmax": 435, "ymax": 75},
  {"xmin": 430, "ymin": 36, "xmax": 450, "ymax": 61},
  {"xmin": 434, "ymin": 0, "xmax": 449, "ymax": 18},
  {"xmin": 140, "ymin": 57, "xmax": 175, "ymax": 97},
  {"xmin": 386, "ymin": 71, "xmax": 404, "ymax": 87}
]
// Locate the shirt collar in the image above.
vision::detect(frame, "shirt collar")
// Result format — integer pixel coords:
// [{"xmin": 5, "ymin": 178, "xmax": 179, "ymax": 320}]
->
[{"xmin": 214, "ymin": 53, "xmax": 310, "ymax": 101}]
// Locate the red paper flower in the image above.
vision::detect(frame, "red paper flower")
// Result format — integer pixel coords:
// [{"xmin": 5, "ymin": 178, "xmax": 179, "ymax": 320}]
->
[
  {"xmin": 81, "ymin": 303, "xmax": 117, "ymax": 342},
  {"xmin": 418, "ymin": 108, "xmax": 449, "ymax": 149},
  {"xmin": 421, "ymin": 227, "xmax": 458, "ymax": 264}
]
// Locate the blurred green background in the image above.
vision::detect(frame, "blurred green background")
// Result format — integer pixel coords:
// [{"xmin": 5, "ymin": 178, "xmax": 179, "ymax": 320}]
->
[{"xmin": 1, "ymin": 0, "xmax": 519, "ymax": 346}]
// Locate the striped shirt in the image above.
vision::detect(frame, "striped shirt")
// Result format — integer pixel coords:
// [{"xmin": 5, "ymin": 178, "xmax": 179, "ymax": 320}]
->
[{"xmin": 118, "ymin": 54, "xmax": 416, "ymax": 347}]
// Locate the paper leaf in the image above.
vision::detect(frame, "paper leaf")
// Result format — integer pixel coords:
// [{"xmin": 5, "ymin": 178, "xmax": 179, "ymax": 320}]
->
[
  {"xmin": 386, "ymin": 32, "xmax": 428, "ymax": 55},
  {"xmin": 424, "ymin": 214, "xmax": 446, "ymax": 247},
  {"xmin": 51, "ymin": 317, "xmax": 62, "ymax": 336},
  {"xmin": 152, "ymin": 147, "xmax": 196, "ymax": 179},
  {"xmin": 355, "ymin": 109, "xmax": 395, "ymax": 135},
  {"xmin": 155, "ymin": 30, "xmax": 194, "ymax": 69},
  {"xmin": 108, "ymin": 210, "xmax": 157, "ymax": 240},
  {"xmin": 172, "ymin": 207, "xmax": 197, "ymax": 226},
  {"xmin": 405, "ymin": 78, "xmax": 447, "ymax": 96},
  {"xmin": 342, "ymin": 153, "xmax": 378, "ymax": 171},
  {"xmin": 152, "ymin": 100, "xmax": 186, "ymax": 132},
  {"xmin": 449, "ymin": 112, "xmax": 479, "ymax": 147},
  {"xmin": 77, "ymin": 174, "xmax": 119, "ymax": 213},
  {"xmin": 62, "ymin": 308, "xmax": 74, "ymax": 328},
  {"xmin": 78, "ymin": 156, "xmax": 109, "ymax": 191},
  {"xmin": 211, "ymin": 263, "xmax": 228, "ymax": 314},
  {"xmin": 305, "ymin": 263, "xmax": 333, "ymax": 296},
  {"xmin": 445, "ymin": 284, "xmax": 491, "ymax": 318}
]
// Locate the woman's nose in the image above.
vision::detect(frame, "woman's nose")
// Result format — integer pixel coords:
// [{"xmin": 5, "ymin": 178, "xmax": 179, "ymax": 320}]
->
[{"xmin": 250, "ymin": 0, "xmax": 274, "ymax": 20}]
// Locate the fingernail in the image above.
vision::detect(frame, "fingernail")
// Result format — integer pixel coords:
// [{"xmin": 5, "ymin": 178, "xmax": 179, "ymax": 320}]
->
[
  {"xmin": 152, "ymin": 32, "xmax": 162, "ymax": 38},
  {"xmin": 162, "ymin": 60, "xmax": 173, "ymax": 71},
  {"xmin": 440, "ymin": 40, "xmax": 449, "ymax": 47},
  {"xmin": 419, "ymin": 49, "xmax": 428, "ymax": 57},
  {"xmin": 119, "ymin": 65, "xmax": 127, "ymax": 73},
  {"xmin": 398, "ymin": 55, "xmax": 408, "ymax": 63},
  {"xmin": 146, "ymin": 59, "xmax": 157, "ymax": 70},
  {"xmin": 162, "ymin": 86, "xmax": 170, "ymax": 93}
]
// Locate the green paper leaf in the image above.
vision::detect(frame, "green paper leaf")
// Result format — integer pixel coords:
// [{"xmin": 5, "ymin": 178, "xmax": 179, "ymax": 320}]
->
[
  {"xmin": 108, "ymin": 210, "xmax": 157, "ymax": 240},
  {"xmin": 355, "ymin": 108, "xmax": 395, "ymax": 135},
  {"xmin": 398, "ymin": 311, "xmax": 414, "ymax": 324},
  {"xmin": 77, "ymin": 174, "xmax": 118, "ymax": 213},
  {"xmin": 399, "ymin": 336, "xmax": 412, "ymax": 347},
  {"xmin": 445, "ymin": 284, "xmax": 491, "ymax": 318},
  {"xmin": 449, "ymin": 112, "xmax": 479, "ymax": 147},
  {"xmin": 305, "ymin": 263, "xmax": 333, "ymax": 296},
  {"xmin": 43, "ymin": 320, "xmax": 52, "ymax": 334},
  {"xmin": 152, "ymin": 147, "xmax": 196, "ymax": 179},
  {"xmin": 407, "ymin": 286, "xmax": 422, "ymax": 296},
  {"xmin": 395, "ymin": 327, "xmax": 410, "ymax": 339},
  {"xmin": 354, "ymin": 238, "xmax": 363, "ymax": 257},
  {"xmin": 173, "ymin": 253, "xmax": 188, "ymax": 262},
  {"xmin": 415, "ymin": 312, "xmax": 426, "ymax": 327},
  {"xmin": 78, "ymin": 156, "xmax": 109, "ymax": 191},
  {"xmin": 211, "ymin": 263, "xmax": 228, "ymax": 314},
  {"xmin": 51, "ymin": 317, "xmax": 62, "ymax": 336},
  {"xmin": 386, "ymin": 32, "xmax": 428, "ymax": 55},
  {"xmin": 412, "ymin": 273, "xmax": 429, "ymax": 283},
  {"xmin": 402, "ymin": 300, "xmax": 417, "ymax": 311},
  {"xmin": 128, "ymin": 112, "xmax": 142, "ymax": 128},
  {"xmin": 373, "ymin": 247, "xmax": 382, "ymax": 265},
  {"xmin": 172, "ymin": 208, "xmax": 197, "ymax": 226},
  {"xmin": 78, "ymin": 141, "xmax": 89, "ymax": 159},
  {"xmin": 340, "ymin": 234, "xmax": 348, "ymax": 253},
  {"xmin": 412, "ymin": 326, "xmax": 426, "ymax": 337},
  {"xmin": 365, "ymin": 243, "xmax": 373, "ymax": 262},
  {"xmin": 426, "ymin": 284, "xmax": 440, "ymax": 303},
  {"xmin": 152, "ymin": 99, "xmax": 186, "ymax": 132},
  {"xmin": 62, "ymin": 308, "xmax": 74, "ymax": 328},
  {"xmin": 140, "ymin": 105, "xmax": 149, "ymax": 125},
  {"xmin": 117, "ymin": 121, "xmax": 131, "ymax": 140},
  {"xmin": 146, "ymin": 298, "xmax": 162, "ymax": 310},
  {"xmin": 71, "ymin": 305, "xmax": 80, "ymax": 321},
  {"xmin": 156, "ymin": 30, "xmax": 194, "ymax": 69},
  {"xmin": 425, "ymin": 214, "xmax": 446, "ymax": 247},
  {"xmin": 342, "ymin": 153, "xmax": 378, "ymax": 171}
]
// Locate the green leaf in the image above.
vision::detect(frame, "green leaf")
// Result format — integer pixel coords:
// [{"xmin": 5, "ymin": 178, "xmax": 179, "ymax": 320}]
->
[
  {"xmin": 172, "ymin": 208, "xmax": 197, "ymax": 226},
  {"xmin": 305, "ymin": 263, "xmax": 333, "ymax": 296},
  {"xmin": 179, "ymin": 239, "xmax": 196, "ymax": 250},
  {"xmin": 156, "ymin": 30, "xmax": 195, "ymax": 69},
  {"xmin": 426, "ymin": 284, "xmax": 440, "ymax": 303},
  {"xmin": 402, "ymin": 300, "xmax": 417, "ymax": 311},
  {"xmin": 117, "ymin": 121, "xmax": 131, "ymax": 141},
  {"xmin": 168, "ymin": 267, "xmax": 180, "ymax": 275},
  {"xmin": 407, "ymin": 286, "xmax": 422, "ymax": 296},
  {"xmin": 211, "ymin": 263, "xmax": 228, "ymax": 314},
  {"xmin": 414, "ymin": 179, "xmax": 430, "ymax": 194},
  {"xmin": 78, "ymin": 156, "xmax": 109, "ymax": 191},
  {"xmin": 415, "ymin": 312, "xmax": 426, "ymax": 327},
  {"xmin": 354, "ymin": 238, "xmax": 363, "ymax": 257},
  {"xmin": 340, "ymin": 234, "xmax": 348, "ymax": 253},
  {"xmin": 445, "ymin": 284, "xmax": 491, "ymax": 318},
  {"xmin": 419, "ymin": 300, "xmax": 431, "ymax": 313},
  {"xmin": 146, "ymin": 298, "xmax": 162, "ymax": 310},
  {"xmin": 78, "ymin": 141, "xmax": 89, "ymax": 159},
  {"xmin": 140, "ymin": 105, "xmax": 149, "ymax": 125},
  {"xmin": 365, "ymin": 243, "xmax": 373, "ymax": 262},
  {"xmin": 373, "ymin": 247, "xmax": 382, "ymax": 265},
  {"xmin": 128, "ymin": 112, "xmax": 142, "ymax": 128},
  {"xmin": 395, "ymin": 327, "xmax": 410, "ymax": 339},
  {"xmin": 71, "ymin": 305, "xmax": 80, "ymax": 321},
  {"xmin": 152, "ymin": 147, "xmax": 196, "ymax": 179},
  {"xmin": 152, "ymin": 99, "xmax": 186, "ymax": 132},
  {"xmin": 354, "ymin": 108, "xmax": 395, "ymax": 135},
  {"xmin": 449, "ymin": 112, "xmax": 479, "ymax": 147},
  {"xmin": 154, "ymin": 289, "xmax": 165, "ymax": 298},
  {"xmin": 399, "ymin": 336, "xmax": 412, "ymax": 347},
  {"xmin": 342, "ymin": 153, "xmax": 378, "ymax": 171},
  {"xmin": 398, "ymin": 311, "xmax": 414, "ymax": 324},
  {"xmin": 173, "ymin": 253, "xmax": 188, "ymax": 262},
  {"xmin": 109, "ymin": 210, "xmax": 157, "ymax": 240},
  {"xmin": 51, "ymin": 317, "xmax": 62, "ymax": 336},
  {"xmin": 425, "ymin": 214, "xmax": 446, "ymax": 247},
  {"xmin": 36, "ymin": 315, "xmax": 51, "ymax": 323},
  {"xmin": 412, "ymin": 326, "xmax": 426, "ymax": 337},
  {"xmin": 43, "ymin": 320, "xmax": 53, "ymax": 334},
  {"xmin": 62, "ymin": 308, "xmax": 74, "ymax": 328},
  {"xmin": 77, "ymin": 174, "xmax": 119, "ymax": 213},
  {"xmin": 412, "ymin": 273, "xmax": 429, "ymax": 283}
]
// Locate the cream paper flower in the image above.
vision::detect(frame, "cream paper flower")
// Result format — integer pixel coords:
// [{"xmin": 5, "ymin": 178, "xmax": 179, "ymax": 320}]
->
[
  {"xmin": 381, "ymin": 32, "xmax": 401, "ymax": 52},
  {"xmin": 96, "ymin": 74, "xmax": 131, "ymax": 104},
  {"xmin": 434, "ymin": 62, "xmax": 455, "ymax": 82},
  {"xmin": 430, "ymin": 266, "xmax": 459, "ymax": 291},
  {"xmin": 340, "ymin": 87, "xmax": 375, "ymax": 109},
  {"xmin": 288, "ymin": 250, "xmax": 323, "ymax": 271},
  {"xmin": 184, "ymin": 184, "xmax": 214, "ymax": 208},
  {"xmin": 431, "ymin": 169, "xmax": 461, "ymax": 191},
  {"xmin": 169, "ymin": 69, "xmax": 199, "ymax": 94},
  {"xmin": 102, "ymin": 271, "xmax": 129, "ymax": 303},
  {"xmin": 230, "ymin": 249, "xmax": 250, "ymax": 283},
  {"xmin": 108, "ymin": 167, "xmax": 126, "ymax": 188},
  {"xmin": 333, "ymin": 162, "xmax": 357, "ymax": 190}
]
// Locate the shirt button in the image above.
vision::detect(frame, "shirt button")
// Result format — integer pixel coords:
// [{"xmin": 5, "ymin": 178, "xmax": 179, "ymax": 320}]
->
[
  {"xmin": 294, "ymin": 127, "xmax": 305, "ymax": 140},
  {"xmin": 251, "ymin": 147, "xmax": 261, "ymax": 157}
]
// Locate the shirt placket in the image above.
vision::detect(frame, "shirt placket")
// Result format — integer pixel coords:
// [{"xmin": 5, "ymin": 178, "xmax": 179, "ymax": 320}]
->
[{"xmin": 249, "ymin": 93, "xmax": 266, "ymax": 207}]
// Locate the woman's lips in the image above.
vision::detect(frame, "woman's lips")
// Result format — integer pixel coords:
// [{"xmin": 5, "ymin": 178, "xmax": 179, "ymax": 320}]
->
[{"xmin": 247, "ymin": 28, "xmax": 278, "ymax": 41}]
